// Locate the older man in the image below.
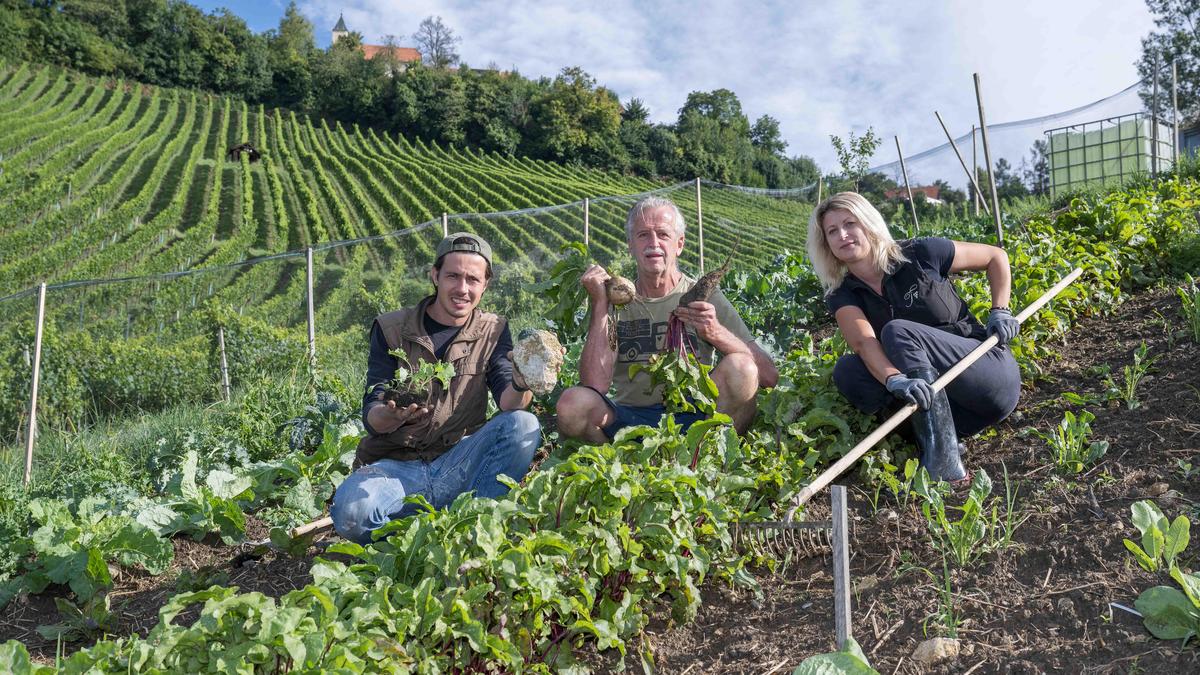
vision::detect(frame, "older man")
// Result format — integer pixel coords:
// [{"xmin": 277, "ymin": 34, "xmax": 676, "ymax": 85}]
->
[
  {"xmin": 555, "ymin": 196, "xmax": 778, "ymax": 442},
  {"xmin": 330, "ymin": 232, "xmax": 543, "ymax": 544}
]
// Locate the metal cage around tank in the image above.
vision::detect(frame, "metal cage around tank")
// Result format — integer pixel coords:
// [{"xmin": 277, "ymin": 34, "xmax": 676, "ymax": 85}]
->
[{"xmin": 1045, "ymin": 112, "xmax": 1175, "ymax": 198}]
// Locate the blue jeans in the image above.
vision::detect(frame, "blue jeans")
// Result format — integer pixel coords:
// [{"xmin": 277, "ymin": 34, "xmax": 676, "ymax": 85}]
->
[
  {"xmin": 588, "ymin": 386, "xmax": 706, "ymax": 439},
  {"xmin": 330, "ymin": 410, "xmax": 541, "ymax": 544}
]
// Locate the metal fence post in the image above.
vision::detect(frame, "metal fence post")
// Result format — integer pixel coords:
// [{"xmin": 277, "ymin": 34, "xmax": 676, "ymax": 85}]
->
[
  {"xmin": 584, "ymin": 197, "xmax": 590, "ymax": 247},
  {"xmin": 217, "ymin": 325, "xmax": 231, "ymax": 401},
  {"xmin": 695, "ymin": 178, "xmax": 704, "ymax": 274},
  {"xmin": 306, "ymin": 247, "xmax": 316, "ymax": 369},
  {"xmin": 974, "ymin": 73, "xmax": 1005, "ymax": 247},
  {"xmin": 24, "ymin": 282, "xmax": 47, "ymax": 486},
  {"xmin": 832, "ymin": 485, "xmax": 852, "ymax": 649}
]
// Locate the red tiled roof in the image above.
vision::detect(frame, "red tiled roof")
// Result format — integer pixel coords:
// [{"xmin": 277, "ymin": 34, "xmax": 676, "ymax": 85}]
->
[
  {"xmin": 885, "ymin": 185, "xmax": 941, "ymax": 201},
  {"xmin": 362, "ymin": 44, "xmax": 421, "ymax": 62}
]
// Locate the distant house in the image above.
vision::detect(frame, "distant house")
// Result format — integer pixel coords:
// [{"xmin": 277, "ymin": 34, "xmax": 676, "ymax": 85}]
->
[
  {"xmin": 884, "ymin": 185, "xmax": 944, "ymax": 205},
  {"xmin": 331, "ymin": 13, "xmax": 422, "ymax": 75}
]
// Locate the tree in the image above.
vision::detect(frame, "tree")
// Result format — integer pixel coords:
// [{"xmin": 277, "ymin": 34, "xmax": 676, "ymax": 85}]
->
[
  {"xmin": 993, "ymin": 158, "xmax": 1029, "ymax": 200},
  {"xmin": 1136, "ymin": 1, "xmax": 1200, "ymax": 126},
  {"xmin": 413, "ymin": 15, "xmax": 460, "ymax": 69},
  {"xmin": 750, "ymin": 115, "xmax": 787, "ymax": 155},
  {"xmin": 932, "ymin": 179, "xmax": 965, "ymax": 206},
  {"xmin": 829, "ymin": 127, "xmax": 882, "ymax": 191},
  {"xmin": 266, "ymin": 1, "xmax": 315, "ymax": 109},
  {"xmin": 1022, "ymin": 139, "xmax": 1049, "ymax": 195},
  {"xmin": 528, "ymin": 67, "xmax": 624, "ymax": 168}
]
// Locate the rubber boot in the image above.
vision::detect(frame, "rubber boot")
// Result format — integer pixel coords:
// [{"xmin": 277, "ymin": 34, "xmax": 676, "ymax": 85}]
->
[{"xmin": 907, "ymin": 367, "xmax": 967, "ymax": 483}]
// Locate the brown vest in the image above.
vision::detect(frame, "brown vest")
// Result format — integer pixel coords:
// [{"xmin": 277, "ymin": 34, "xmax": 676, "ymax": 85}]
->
[{"xmin": 355, "ymin": 297, "xmax": 506, "ymax": 466}]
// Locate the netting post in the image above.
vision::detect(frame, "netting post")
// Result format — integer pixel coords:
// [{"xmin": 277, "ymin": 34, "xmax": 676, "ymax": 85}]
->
[
  {"xmin": 306, "ymin": 247, "xmax": 316, "ymax": 370},
  {"xmin": 695, "ymin": 178, "xmax": 704, "ymax": 274},
  {"xmin": 974, "ymin": 73, "xmax": 1004, "ymax": 248},
  {"xmin": 24, "ymin": 282, "xmax": 47, "ymax": 487},
  {"xmin": 971, "ymin": 125, "xmax": 980, "ymax": 216},
  {"xmin": 832, "ymin": 485, "xmax": 852, "ymax": 649},
  {"xmin": 218, "ymin": 325, "xmax": 231, "ymax": 402},
  {"xmin": 817, "ymin": 176, "xmax": 823, "ymax": 203},
  {"xmin": 583, "ymin": 197, "xmax": 590, "ymax": 247},
  {"xmin": 442, "ymin": 212, "xmax": 449, "ymax": 238},
  {"xmin": 934, "ymin": 112, "xmax": 990, "ymax": 217},
  {"xmin": 1172, "ymin": 61, "xmax": 1180, "ymax": 166},
  {"xmin": 895, "ymin": 136, "xmax": 919, "ymax": 231},
  {"xmin": 1152, "ymin": 57, "xmax": 1160, "ymax": 178}
]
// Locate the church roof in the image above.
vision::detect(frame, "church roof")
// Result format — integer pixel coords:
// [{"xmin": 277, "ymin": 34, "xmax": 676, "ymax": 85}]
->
[{"xmin": 333, "ymin": 13, "xmax": 347, "ymax": 32}]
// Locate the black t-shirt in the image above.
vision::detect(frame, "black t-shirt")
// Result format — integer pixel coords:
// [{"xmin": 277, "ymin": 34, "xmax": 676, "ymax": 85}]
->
[{"xmin": 825, "ymin": 237, "xmax": 986, "ymax": 340}]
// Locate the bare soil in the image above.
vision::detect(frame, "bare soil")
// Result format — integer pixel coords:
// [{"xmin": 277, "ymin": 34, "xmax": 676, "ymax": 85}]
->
[{"xmin": 641, "ymin": 286, "xmax": 1200, "ymax": 673}]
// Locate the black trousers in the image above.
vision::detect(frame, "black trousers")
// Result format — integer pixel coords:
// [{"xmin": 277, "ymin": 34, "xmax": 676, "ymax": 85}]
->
[{"xmin": 832, "ymin": 319, "xmax": 1021, "ymax": 437}]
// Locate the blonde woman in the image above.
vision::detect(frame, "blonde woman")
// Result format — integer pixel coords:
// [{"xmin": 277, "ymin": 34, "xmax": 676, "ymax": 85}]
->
[{"xmin": 806, "ymin": 192, "xmax": 1021, "ymax": 482}]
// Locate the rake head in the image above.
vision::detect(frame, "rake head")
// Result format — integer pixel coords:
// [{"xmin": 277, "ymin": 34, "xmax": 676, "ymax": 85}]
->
[{"xmin": 732, "ymin": 519, "xmax": 833, "ymax": 559}]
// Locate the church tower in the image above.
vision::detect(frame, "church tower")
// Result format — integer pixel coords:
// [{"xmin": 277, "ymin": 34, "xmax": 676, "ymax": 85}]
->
[{"xmin": 331, "ymin": 13, "xmax": 348, "ymax": 44}]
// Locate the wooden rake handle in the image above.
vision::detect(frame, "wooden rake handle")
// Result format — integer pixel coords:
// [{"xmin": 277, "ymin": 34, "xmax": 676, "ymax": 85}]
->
[
  {"xmin": 289, "ymin": 516, "xmax": 334, "ymax": 539},
  {"xmin": 786, "ymin": 267, "xmax": 1083, "ymax": 519}
]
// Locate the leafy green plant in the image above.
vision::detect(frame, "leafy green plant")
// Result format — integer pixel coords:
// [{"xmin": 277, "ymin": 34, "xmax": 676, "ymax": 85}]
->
[
  {"xmin": 628, "ymin": 351, "xmax": 719, "ymax": 416},
  {"xmin": 35, "ymin": 594, "xmax": 117, "ymax": 643},
  {"xmin": 1177, "ymin": 457, "xmax": 1200, "ymax": 482},
  {"xmin": 1179, "ymin": 274, "xmax": 1200, "ymax": 343},
  {"xmin": 866, "ymin": 457, "xmax": 919, "ymax": 512},
  {"xmin": 1038, "ymin": 410, "xmax": 1109, "ymax": 474},
  {"xmin": 1134, "ymin": 565, "xmax": 1200, "ymax": 647},
  {"xmin": 530, "ymin": 241, "xmax": 591, "ymax": 339},
  {"xmin": 792, "ymin": 637, "xmax": 878, "ymax": 674},
  {"xmin": 1102, "ymin": 342, "xmax": 1156, "ymax": 409},
  {"xmin": 0, "ymin": 497, "xmax": 172, "ymax": 608},
  {"xmin": 913, "ymin": 469, "xmax": 997, "ymax": 567},
  {"xmin": 1123, "ymin": 500, "xmax": 1190, "ymax": 573},
  {"xmin": 136, "ymin": 450, "xmax": 255, "ymax": 545}
]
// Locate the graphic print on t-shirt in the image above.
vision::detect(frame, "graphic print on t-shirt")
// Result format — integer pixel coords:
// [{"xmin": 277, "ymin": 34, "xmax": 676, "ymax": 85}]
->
[{"xmin": 615, "ymin": 317, "xmax": 697, "ymax": 364}]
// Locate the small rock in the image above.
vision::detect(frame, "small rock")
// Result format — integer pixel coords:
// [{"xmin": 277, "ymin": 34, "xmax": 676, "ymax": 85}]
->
[
  {"xmin": 855, "ymin": 574, "xmax": 879, "ymax": 593},
  {"xmin": 1056, "ymin": 597, "xmax": 1076, "ymax": 618},
  {"xmin": 512, "ymin": 329, "xmax": 565, "ymax": 395},
  {"xmin": 1147, "ymin": 482, "xmax": 1169, "ymax": 497},
  {"xmin": 912, "ymin": 637, "xmax": 960, "ymax": 665},
  {"xmin": 875, "ymin": 508, "xmax": 898, "ymax": 523}
]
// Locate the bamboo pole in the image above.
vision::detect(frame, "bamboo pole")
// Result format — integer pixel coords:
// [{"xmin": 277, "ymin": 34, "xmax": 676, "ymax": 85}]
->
[
  {"xmin": 895, "ymin": 136, "xmax": 920, "ymax": 231},
  {"xmin": 218, "ymin": 325, "xmax": 231, "ymax": 402},
  {"xmin": 974, "ymin": 73, "xmax": 1004, "ymax": 247},
  {"xmin": 24, "ymin": 282, "xmax": 47, "ymax": 486},
  {"xmin": 935, "ymin": 112, "xmax": 991, "ymax": 216},
  {"xmin": 695, "ymin": 178, "xmax": 705, "ymax": 273},
  {"xmin": 831, "ymin": 485, "xmax": 852, "ymax": 649},
  {"xmin": 972, "ymin": 125, "xmax": 980, "ymax": 216},
  {"xmin": 305, "ymin": 247, "xmax": 316, "ymax": 368},
  {"xmin": 442, "ymin": 212, "xmax": 449, "ymax": 238},
  {"xmin": 789, "ymin": 267, "xmax": 1083, "ymax": 511},
  {"xmin": 583, "ymin": 197, "xmax": 590, "ymax": 247}
]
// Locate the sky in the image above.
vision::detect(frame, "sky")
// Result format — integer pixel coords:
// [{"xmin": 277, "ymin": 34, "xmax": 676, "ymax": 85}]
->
[{"xmin": 192, "ymin": 0, "xmax": 1159, "ymax": 185}]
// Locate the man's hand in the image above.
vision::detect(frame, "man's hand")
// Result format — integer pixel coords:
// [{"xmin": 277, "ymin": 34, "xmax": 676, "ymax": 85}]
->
[
  {"xmin": 580, "ymin": 264, "xmax": 611, "ymax": 307},
  {"xmin": 672, "ymin": 301, "xmax": 723, "ymax": 342},
  {"xmin": 507, "ymin": 350, "xmax": 531, "ymax": 392},
  {"xmin": 374, "ymin": 401, "xmax": 430, "ymax": 431}
]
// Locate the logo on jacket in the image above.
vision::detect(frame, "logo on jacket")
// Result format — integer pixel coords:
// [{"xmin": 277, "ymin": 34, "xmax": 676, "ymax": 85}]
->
[{"xmin": 903, "ymin": 284, "xmax": 919, "ymax": 307}]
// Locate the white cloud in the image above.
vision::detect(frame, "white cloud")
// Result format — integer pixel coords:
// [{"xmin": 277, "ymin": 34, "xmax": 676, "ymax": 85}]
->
[{"xmin": 299, "ymin": 0, "xmax": 1156, "ymax": 183}]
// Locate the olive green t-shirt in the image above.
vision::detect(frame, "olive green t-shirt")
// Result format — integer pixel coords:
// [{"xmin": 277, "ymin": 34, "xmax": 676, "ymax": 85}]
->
[{"xmin": 610, "ymin": 275, "xmax": 754, "ymax": 407}]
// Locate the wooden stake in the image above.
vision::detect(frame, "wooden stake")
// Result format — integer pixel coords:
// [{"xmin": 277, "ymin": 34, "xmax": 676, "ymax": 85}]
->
[
  {"xmin": 817, "ymin": 175, "xmax": 824, "ymax": 203},
  {"xmin": 832, "ymin": 485, "xmax": 852, "ymax": 650},
  {"xmin": 972, "ymin": 125, "xmax": 980, "ymax": 216},
  {"xmin": 695, "ymin": 178, "xmax": 705, "ymax": 274},
  {"xmin": 306, "ymin": 247, "xmax": 316, "ymax": 369},
  {"xmin": 1152, "ymin": 57, "xmax": 1160, "ymax": 177},
  {"xmin": 218, "ymin": 325, "xmax": 231, "ymax": 401},
  {"xmin": 935, "ymin": 112, "xmax": 991, "ymax": 216},
  {"xmin": 895, "ymin": 136, "xmax": 920, "ymax": 231},
  {"xmin": 1172, "ymin": 61, "xmax": 1180, "ymax": 167},
  {"xmin": 974, "ymin": 73, "xmax": 1004, "ymax": 247},
  {"xmin": 583, "ymin": 197, "xmax": 590, "ymax": 247},
  {"xmin": 442, "ymin": 212, "xmax": 449, "ymax": 238},
  {"xmin": 24, "ymin": 282, "xmax": 47, "ymax": 486}
]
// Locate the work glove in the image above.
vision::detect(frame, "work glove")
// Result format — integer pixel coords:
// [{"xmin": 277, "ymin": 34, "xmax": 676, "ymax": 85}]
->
[
  {"xmin": 885, "ymin": 373, "xmax": 934, "ymax": 410},
  {"xmin": 986, "ymin": 307, "xmax": 1020, "ymax": 346}
]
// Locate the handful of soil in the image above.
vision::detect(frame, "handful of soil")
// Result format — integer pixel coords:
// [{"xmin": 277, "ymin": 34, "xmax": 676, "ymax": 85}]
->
[{"xmin": 380, "ymin": 388, "xmax": 429, "ymax": 409}]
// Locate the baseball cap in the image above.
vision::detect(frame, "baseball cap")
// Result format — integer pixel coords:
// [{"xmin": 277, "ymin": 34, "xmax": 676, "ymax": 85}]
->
[{"xmin": 435, "ymin": 232, "xmax": 492, "ymax": 266}]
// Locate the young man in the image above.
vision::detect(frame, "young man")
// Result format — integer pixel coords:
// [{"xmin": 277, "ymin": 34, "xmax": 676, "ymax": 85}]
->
[
  {"xmin": 555, "ymin": 196, "xmax": 778, "ymax": 442},
  {"xmin": 330, "ymin": 233, "xmax": 542, "ymax": 544}
]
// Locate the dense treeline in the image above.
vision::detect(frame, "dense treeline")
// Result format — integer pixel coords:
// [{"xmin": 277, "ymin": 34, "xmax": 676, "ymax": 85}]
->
[{"xmin": 0, "ymin": 0, "xmax": 821, "ymax": 188}]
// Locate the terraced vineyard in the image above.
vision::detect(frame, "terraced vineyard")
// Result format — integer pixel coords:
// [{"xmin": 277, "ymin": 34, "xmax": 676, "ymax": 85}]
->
[{"xmin": 0, "ymin": 63, "xmax": 812, "ymax": 339}]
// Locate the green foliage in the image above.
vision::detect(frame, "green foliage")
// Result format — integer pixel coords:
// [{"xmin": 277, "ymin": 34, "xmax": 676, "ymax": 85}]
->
[
  {"xmin": 36, "ymin": 594, "xmax": 117, "ymax": 643},
  {"xmin": 1102, "ymin": 342, "xmax": 1157, "ymax": 409},
  {"xmin": 1037, "ymin": 410, "xmax": 1109, "ymax": 474},
  {"xmin": 792, "ymin": 637, "xmax": 878, "ymax": 674},
  {"xmin": 726, "ymin": 251, "xmax": 824, "ymax": 353},
  {"xmin": 530, "ymin": 241, "xmax": 591, "ymax": 340},
  {"xmin": 384, "ymin": 354, "xmax": 455, "ymax": 393},
  {"xmin": 829, "ymin": 127, "xmax": 881, "ymax": 192},
  {"xmin": 1134, "ymin": 566, "xmax": 1200, "ymax": 647},
  {"xmin": 913, "ymin": 469, "xmax": 999, "ymax": 567},
  {"xmin": 629, "ymin": 351, "xmax": 719, "ymax": 416},
  {"xmin": 1123, "ymin": 500, "xmax": 1191, "ymax": 573}
]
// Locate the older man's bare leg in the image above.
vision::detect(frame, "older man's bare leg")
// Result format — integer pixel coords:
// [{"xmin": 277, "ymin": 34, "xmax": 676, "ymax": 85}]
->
[
  {"xmin": 712, "ymin": 352, "xmax": 759, "ymax": 433},
  {"xmin": 554, "ymin": 386, "xmax": 616, "ymax": 444}
]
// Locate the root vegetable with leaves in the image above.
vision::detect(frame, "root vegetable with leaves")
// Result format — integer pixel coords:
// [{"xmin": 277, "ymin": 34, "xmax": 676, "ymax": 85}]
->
[
  {"xmin": 532, "ymin": 242, "xmax": 636, "ymax": 344},
  {"xmin": 374, "ymin": 355, "xmax": 455, "ymax": 419},
  {"xmin": 666, "ymin": 247, "xmax": 736, "ymax": 357}
]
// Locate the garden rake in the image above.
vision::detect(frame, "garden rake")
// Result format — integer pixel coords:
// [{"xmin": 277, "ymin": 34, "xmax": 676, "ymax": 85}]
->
[{"xmin": 734, "ymin": 267, "xmax": 1084, "ymax": 559}]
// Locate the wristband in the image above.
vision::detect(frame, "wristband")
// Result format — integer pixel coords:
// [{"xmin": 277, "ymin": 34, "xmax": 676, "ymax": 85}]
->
[
  {"xmin": 990, "ymin": 306, "xmax": 1009, "ymax": 312},
  {"xmin": 511, "ymin": 378, "xmax": 530, "ymax": 393}
]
